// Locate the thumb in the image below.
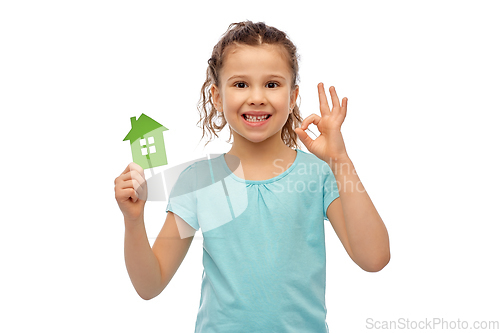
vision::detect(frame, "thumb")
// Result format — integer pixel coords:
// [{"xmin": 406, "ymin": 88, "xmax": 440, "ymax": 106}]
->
[{"xmin": 294, "ymin": 128, "xmax": 314, "ymax": 150}]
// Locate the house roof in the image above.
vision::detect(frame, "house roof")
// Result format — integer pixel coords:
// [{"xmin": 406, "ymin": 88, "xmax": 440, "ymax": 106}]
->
[{"xmin": 123, "ymin": 114, "xmax": 169, "ymax": 143}]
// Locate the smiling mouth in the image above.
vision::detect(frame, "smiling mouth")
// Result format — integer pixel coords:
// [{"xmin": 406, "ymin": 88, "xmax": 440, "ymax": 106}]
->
[{"xmin": 242, "ymin": 114, "xmax": 271, "ymax": 122}]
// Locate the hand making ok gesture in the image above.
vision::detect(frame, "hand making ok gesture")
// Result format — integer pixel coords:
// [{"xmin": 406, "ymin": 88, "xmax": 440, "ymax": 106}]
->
[{"xmin": 294, "ymin": 83, "xmax": 350, "ymax": 164}]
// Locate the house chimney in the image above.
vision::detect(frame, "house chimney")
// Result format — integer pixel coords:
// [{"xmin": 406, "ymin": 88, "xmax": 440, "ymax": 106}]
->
[{"xmin": 130, "ymin": 116, "xmax": 136, "ymax": 127}]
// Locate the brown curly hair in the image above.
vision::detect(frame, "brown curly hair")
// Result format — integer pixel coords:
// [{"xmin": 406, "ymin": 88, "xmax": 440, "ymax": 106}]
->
[{"xmin": 197, "ymin": 21, "xmax": 302, "ymax": 148}]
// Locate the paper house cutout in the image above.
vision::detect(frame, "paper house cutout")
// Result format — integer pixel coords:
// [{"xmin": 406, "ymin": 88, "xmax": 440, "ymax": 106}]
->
[{"xmin": 123, "ymin": 114, "xmax": 169, "ymax": 170}]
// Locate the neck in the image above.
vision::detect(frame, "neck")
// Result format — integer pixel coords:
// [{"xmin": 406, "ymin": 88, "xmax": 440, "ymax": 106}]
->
[{"xmin": 227, "ymin": 131, "xmax": 294, "ymax": 164}]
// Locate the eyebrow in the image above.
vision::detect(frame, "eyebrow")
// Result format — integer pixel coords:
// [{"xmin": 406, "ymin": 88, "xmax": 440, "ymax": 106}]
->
[{"xmin": 227, "ymin": 74, "xmax": 287, "ymax": 81}]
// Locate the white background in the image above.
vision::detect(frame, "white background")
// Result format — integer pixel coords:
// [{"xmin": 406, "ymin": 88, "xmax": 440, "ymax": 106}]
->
[{"xmin": 1, "ymin": 0, "xmax": 499, "ymax": 332}]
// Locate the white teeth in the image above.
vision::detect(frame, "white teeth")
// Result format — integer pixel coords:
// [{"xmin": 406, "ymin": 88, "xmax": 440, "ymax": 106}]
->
[{"xmin": 244, "ymin": 115, "xmax": 269, "ymax": 122}]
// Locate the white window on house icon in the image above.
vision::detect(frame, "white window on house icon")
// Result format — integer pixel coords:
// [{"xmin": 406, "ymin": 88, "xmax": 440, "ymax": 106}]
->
[{"xmin": 140, "ymin": 137, "xmax": 156, "ymax": 156}]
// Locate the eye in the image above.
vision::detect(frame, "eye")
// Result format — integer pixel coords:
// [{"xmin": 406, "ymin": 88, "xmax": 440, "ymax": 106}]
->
[
  {"xmin": 266, "ymin": 81, "xmax": 280, "ymax": 88},
  {"xmin": 234, "ymin": 81, "xmax": 248, "ymax": 88}
]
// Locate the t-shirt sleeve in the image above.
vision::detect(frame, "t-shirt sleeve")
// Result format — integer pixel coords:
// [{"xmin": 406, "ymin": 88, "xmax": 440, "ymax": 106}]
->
[
  {"xmin": 166, "ymin": 164, "xmax": 200, "ymax": 231},
  {"xmin": 323, "ymin": 162, "xmax": 340, "ymax": 220}
]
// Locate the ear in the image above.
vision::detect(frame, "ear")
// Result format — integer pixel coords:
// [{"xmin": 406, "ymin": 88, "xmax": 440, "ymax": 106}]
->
[
  {"xmin": 210, "ymin": 84, "xmax": 222, "ymax": 112},
  {"xmin": 290, "ymin": 85, "xmax": 299, "ymax": 112}
]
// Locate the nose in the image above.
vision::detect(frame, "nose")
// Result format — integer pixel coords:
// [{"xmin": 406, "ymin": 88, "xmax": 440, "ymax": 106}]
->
[{"xmin": 247, "ymin": 86, "xmax": 267, "ymax": 106}]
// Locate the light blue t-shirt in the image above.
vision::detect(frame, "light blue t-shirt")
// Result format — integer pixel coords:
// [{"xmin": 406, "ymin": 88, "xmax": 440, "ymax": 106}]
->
[{"xmin": 166, "ymin": 149, "xmax": 340, "ymax": 332}]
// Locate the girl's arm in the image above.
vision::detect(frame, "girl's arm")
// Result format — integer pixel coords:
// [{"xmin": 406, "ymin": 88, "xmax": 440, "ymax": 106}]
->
[
  {"xmin": 124, "ymin": 212, "xmax": 195, "ymax": 300},
  {"xmin": 326, "ymin": 157, "xmax": 390, "ymax": 272},
  {"xmin": 124, "ymin": 215, "xmax": 164, "ymax": 300},
  {"xmin": 116, "ymin": 163, "xmax": 195, "ymax": 300},
  {"xmin": 295, "ymin": 83, "xmax": 390, "ymax": 272}
]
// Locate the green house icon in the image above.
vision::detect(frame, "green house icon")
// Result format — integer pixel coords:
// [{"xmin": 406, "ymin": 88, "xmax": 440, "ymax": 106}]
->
[{"xmin": 123, "ymin": 114, "xmax": 169, "ymax": 170}]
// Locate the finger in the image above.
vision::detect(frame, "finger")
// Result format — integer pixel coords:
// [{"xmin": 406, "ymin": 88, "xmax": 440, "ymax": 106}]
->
[
  {"xmin": 136, "ymin": 185, "xmax": 147, "ymax": 201},
  {"xmin": 130, "ymin": 169, "xmax": 146, "ymax": 189},
  {"xmin": 342, "ymin": 97, "xmax": 348, "ymax": 116},
  {"xmin": 131, "ymin": 178, "xmax": 146, "ymax": 201},
  {"xmin": 119, "ymin": 171, "xmax": 132, "ymax": 182},
  {"xmin": 119, "ymin": 180, "xmax": 135, "ymax": 190},
  {"xmin": 317, "ymin": 83, "xmax": 331, "ymax": 116},
  {"xmin": 116, "ymin": 165, "xmax": 131, "ymax": 184},
  {"xmin": 329, "ymin": 86, "xmax": 341, "ymax": 110},
  {"xmin": 115, "ymin": 171, "xmax": 132, "ymax": 186},
  {"xmin": 116, "ymin": 187, "xmax": 137, "ymax": 203},
  {"xmin": 121, "ymin": 164, "xmax": 131, "ymax": 176},
  {"xmin": 121, "ymin": 184, "xmax": 139, "ymax": 203},
  {"xmin": 135, "ymin": 186, "xmax": 147, "ymax": 201},
  {"xmin": 131, "ymin": 189, "xmax": 139, "ymax": 203},
  {"xmin": 300, "ymin": 114, "xmax": 321, "ymax": 130},
  {"xmin": 131, "ymin": 178, "xmax": 141, "ymax": 192},
  {"xmin": 294, "ymin": 128, "xmax": 315, "ymax": 150},
  {"xmin": 119, "ymin": 179, "xmax": 143, "ymax": 202},
  {"xmin": 129, "ymin": 166, "xmax": 147, "ymax": 201},
  {"xmin": 127, "ymin": 163, "xmax": 147, "ymax": 201},
  {"xmin": 129, "ymin": 162, "xmax": 145, "ymax": 180}
]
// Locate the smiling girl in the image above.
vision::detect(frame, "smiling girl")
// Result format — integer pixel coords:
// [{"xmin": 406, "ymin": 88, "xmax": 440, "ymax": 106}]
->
[{"xmin": 115, "ymin": 21, "xmax": 390, "ymax": 332}]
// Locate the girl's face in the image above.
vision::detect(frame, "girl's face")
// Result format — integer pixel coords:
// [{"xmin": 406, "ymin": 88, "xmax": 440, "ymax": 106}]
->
[{"xmin": 211, "ymin": 44, "xmax": 299, "ymax": 145}]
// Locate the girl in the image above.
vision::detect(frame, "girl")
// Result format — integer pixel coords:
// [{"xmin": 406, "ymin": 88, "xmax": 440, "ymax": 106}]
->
[{"xmin": 115, "ymin": 21, "xmax": 390, "ymax": 332}]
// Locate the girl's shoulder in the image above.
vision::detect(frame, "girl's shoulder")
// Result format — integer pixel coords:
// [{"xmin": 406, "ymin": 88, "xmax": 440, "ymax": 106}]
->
[
  {"xmin": 291, "ymin": 149, "xmax": 335, "ymax": 180},
  {"xmin": 173, "ymin": 153, "xmax": 231, "ymax": 186},
  {"xmin": 295, "ymin": 149, "xmax": 331, "ymax": 167}
]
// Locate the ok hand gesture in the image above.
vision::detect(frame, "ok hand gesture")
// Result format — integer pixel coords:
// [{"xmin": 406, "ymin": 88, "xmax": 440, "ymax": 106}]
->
[{"xmin": 294, "ymin": 83, "xmax": 349, "ymax": 164}]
